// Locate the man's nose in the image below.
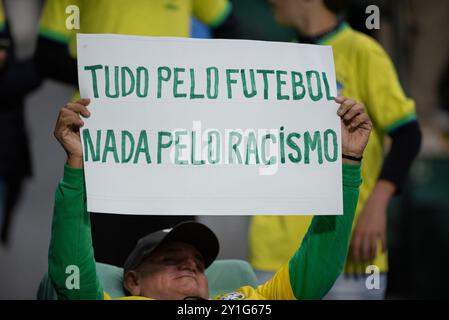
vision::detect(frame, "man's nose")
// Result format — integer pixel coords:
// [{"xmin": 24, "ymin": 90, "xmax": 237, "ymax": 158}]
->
[{"xmin": 179, "ymin": 257, "xmax": 197, "ymax": 272}]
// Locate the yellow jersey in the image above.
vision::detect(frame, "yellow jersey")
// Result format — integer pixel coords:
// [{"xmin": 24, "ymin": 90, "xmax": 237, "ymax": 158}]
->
[
  {"xmin": 249, "ymin": 22, "xmax": 416, "ymax": 274},
  {"xmin": 38, "ymin": 0, "xmax": 231, "ymax": 58},
  {"xmin": 0, "ymin": 2, "xmax": 5, "ymax": 32},
  {"xmin": 38, "ymin": 0, "xmax": 231, "ymax": 101}
]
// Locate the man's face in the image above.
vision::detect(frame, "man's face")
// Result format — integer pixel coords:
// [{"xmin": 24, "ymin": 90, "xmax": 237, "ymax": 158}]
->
[
  {"xmin": 269, "ymin": 0, "xmax": 311, "ymax": 27},
  {"xmin": 125, "ymin": 242, "xmax": 209, "ymax": 300}
]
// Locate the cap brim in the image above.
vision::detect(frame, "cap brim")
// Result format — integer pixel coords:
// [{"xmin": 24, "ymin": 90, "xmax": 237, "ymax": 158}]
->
[
  {"xmin": 124, "ymin": 221, "xmax": 220, "ymax": 272},
  {"xmin": 158, "ymin": 222, "xmax": 219, "ymax": 269}
]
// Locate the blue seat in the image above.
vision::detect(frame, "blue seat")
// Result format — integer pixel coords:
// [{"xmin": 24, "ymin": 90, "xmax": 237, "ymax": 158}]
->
[{"xmin": 37, "ymin": 259, "xmax": 258, "ymax": 299}]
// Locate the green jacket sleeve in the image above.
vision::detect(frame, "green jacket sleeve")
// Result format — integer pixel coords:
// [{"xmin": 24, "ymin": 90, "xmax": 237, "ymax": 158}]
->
[
  {"xmin": 288, "ymin": 164, "xmax": 361, "ymax": 299},
  {"xmin": 48, "ymin": 164, "xmax": 103, "ymax": 300}
]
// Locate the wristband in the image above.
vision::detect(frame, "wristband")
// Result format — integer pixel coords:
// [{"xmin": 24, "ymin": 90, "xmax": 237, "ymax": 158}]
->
[{"xmin": 342, "ymin": 154, "xmax": 363, "ymax": 162}]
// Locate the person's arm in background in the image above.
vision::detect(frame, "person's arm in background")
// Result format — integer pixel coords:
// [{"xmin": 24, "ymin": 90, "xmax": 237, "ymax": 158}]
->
[
  {"xmin": 35, "ymin": 36, "xmax": 77, "ymax": 85},
  {"xmin": 438, "ymin": 57, "xmax": 449, "ymax": 114},
  {"xmin": 351, "ymin": 122, "xmax": 421, "ymax": 262},
  {"xmin": 0, "ymin": 6, "xmax": 41, "ymax": 100},
  {"xmin": 350, "ymin": 44, "xmax": 422, "ymax": 263},
  {"xmin": 0, "ymin": 58, "xmax": 42, "ymax": 100},
  {"xmin": 255, "ymin": 98, "xmax": 372, "ymax": 299},
  {"xmin": 49, "ymin": 99, "xmax": 103, "ymax": 300},
  {"xmin": 192, "ymin": 0, "xmax": 263, "ymax": 40},
  {"xmin": 34, "ymin": 0, "xmax": 78, "ymax": 85}
]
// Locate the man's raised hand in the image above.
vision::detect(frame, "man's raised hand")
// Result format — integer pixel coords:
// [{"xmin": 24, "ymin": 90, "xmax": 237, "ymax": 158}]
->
[
  {"xmin": 336, "ymin": 96, "xmax": 372, "ymax": 164},
  {"xmin": 54, "ymin": 99, "xmax": 91, "ymax": 169}
]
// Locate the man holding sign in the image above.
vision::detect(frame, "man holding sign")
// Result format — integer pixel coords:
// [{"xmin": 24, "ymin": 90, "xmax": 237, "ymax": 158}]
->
[
  {"xmin": 48, "ymin": 35, "xmax": 371, "ymax": 299},
  {"xmin": 49, "ymin": 94, "xmax": 371, "ymax": 299}
]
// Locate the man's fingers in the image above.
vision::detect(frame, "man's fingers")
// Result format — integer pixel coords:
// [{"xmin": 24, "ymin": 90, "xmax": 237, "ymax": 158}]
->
[
  {"xmin": 334, "ymin": 96, "xmax": 347, "ymax": 104},
  {"xmin": 346, "ymin": 112, "xmax": 369, "ymax": 130},
  {"xmin": 337, "ymin": 98, "xmax": 356, "ymax": 116},
  {"xmin": 59, "ymin": 112, "xmax": 84, "ymax": 129},
  {"xmin": 76, "ymin": 98, "xmax": 91, "ymax": 106},
  {"xmin": 337, "ymin": 98, "xmax": 357, "ymax": 117},
  {"xmin": 343, "ymin": 103, "xmax": 364, "ymax": 121},
  {"xmin": 65, "ymin": 102, "xmax": 91, "ymax": 117},
  {"xmin": 65, "ymin": 102, "xmax": 91, "ymax": 118}
]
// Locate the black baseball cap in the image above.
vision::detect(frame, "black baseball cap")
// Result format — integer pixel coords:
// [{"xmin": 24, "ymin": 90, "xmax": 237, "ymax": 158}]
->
[{"xmin": 123, "ymin": 221, "xmax": 219, "ymax": 273}]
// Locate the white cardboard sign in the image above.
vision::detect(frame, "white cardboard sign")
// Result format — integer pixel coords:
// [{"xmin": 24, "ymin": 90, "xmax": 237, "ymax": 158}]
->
[{"xmin": 77, "ymin": 34, "xmax": 341, "ymax": 215}]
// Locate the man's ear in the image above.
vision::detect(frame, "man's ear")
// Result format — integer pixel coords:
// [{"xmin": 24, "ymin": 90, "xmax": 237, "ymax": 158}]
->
[{"xmin": 123, "ymin": 271, "xmax": 141, "ymax": 296}]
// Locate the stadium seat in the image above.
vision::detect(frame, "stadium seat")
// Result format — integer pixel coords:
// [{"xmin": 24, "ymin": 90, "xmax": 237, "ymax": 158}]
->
[{"xmin": 37, "ymin": 259, "xmax": 258, "ymax": 299}]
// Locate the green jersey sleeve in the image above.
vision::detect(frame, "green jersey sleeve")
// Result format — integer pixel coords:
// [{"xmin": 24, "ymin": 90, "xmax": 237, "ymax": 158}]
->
[
  {"xmin": 288, "ymin": 163, "xmax": 361, "ymax": 299},
  {"xmin": 48, "ymin": 164, "xmax": 103, "ymax": 300}
]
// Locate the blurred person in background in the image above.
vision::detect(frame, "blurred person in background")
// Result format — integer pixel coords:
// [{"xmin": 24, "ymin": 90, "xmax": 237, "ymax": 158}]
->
[
  {"xmin": 35, "ymin": 0, "xmax": 249, "ymax": 87},
  {"xmin": 249, "ymin": 0, "xmax": 422, "ymax": 299},
  {"xmin": 34, "ymin": 0, "xmax": 251, "ymax": 267},
  {"xmin": 438, "ymin": 58, "xmax": 449, "ymax": 132},
  {"xmin": 0, "ymin": 0, "xmax": 41, "ymax": 245}
]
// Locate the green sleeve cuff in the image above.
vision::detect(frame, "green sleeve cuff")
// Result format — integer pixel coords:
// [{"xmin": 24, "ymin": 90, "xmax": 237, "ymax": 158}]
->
[
  {"xmin": 384, "ymin": 112, "xmax": 417, "ymax": 134},
  {"xmin": 342, "ymin": 163, "xmax": 362, "ymax": 188},
  {"xmin": 62, "ymin": 164, "xmax": 84, "ymax": 188}
]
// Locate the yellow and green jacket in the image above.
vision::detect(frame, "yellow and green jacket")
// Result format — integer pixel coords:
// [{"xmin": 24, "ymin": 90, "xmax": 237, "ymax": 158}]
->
[
  {"xmin": 49, "ymin": 164, "xmax": 361, "ymax": 300},
  {"xmin": 250, "ymin": 22, "xmax": 417, "ymax": 274}
]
